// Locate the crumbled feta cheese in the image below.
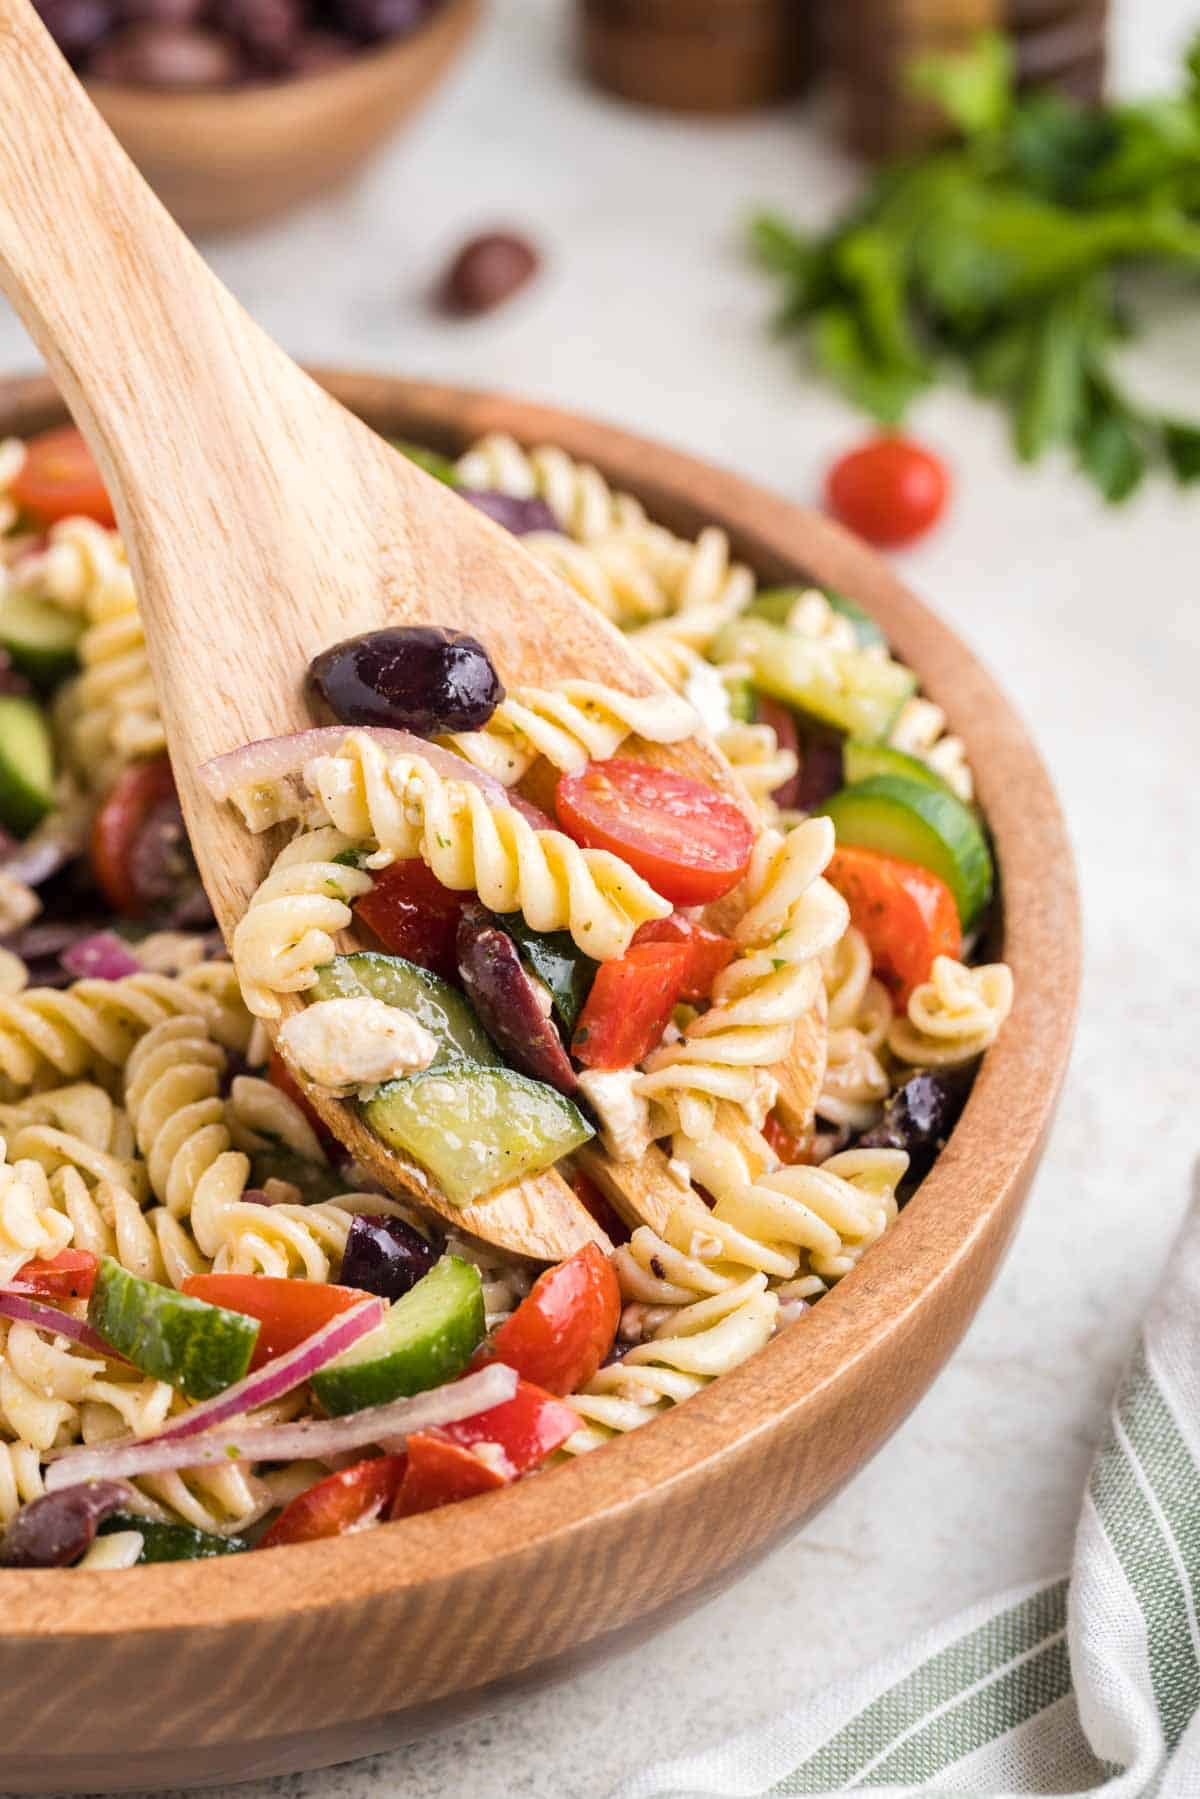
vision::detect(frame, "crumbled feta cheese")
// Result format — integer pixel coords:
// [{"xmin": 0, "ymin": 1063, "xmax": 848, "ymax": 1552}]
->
[
  {"xmin": 278, "ymin": 997, "xmax": 437, "ymax": 1094},
  {"xmin": 683, "ymin": 657, "xmax": 734, "ymax": 737},
  {"xmin": 577, "ymin": 1068, "xmax": 655, "ymax": 1164}
]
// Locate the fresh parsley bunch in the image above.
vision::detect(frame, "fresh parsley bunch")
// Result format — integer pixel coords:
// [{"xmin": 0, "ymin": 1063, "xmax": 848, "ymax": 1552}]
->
[{"xmin": 751, "ymin": 34, "xmax": 1200, "ymax": 501}]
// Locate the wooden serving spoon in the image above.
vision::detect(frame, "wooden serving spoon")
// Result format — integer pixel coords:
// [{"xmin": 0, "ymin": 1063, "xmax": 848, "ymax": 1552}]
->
[{"xmin": 0, "ymin": 0, "xmax": 823, "ymax": 1260}]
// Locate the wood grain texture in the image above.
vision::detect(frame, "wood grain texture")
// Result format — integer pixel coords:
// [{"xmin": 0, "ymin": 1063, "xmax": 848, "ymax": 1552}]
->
[
  {"xmin": 0, "ymin": 370, "xmax": 1080, "ymax": 1793},
  {"xmin": 579, "ymin": 0, "xmax": 813, "ymax": 113},
  {"xmin": 86, "ymin": 0, "xmax": 481, "ymax": 235}
]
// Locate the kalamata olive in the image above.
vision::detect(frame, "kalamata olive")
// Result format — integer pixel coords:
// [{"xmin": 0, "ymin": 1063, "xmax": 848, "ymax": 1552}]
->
[
  {"xmin": 89, "ymin": 21, "xmax": 242, "ymax": 85},
  {"xmin": 286, "ymin": 27, "xmax": 351, "ymax": 71},
  {"xmin": 437, "ymin": 232, "xmax": 541, "ymax": 318},
  {"xmin": 858, "ymin": 1069, "xmax": 969, "ymax": 1179},
  {"xmin": 309, "ymin": 625, "xmax": 504, "ymax": 736},
  {"xmin": 330, "ymin": 0, "xmax": 429, "ymax": 41},
  {"xmin": 212, "ymin": 0, "xmax": 300, "ymax": 65},
  {"xmin": 0, "ymin": 1481, "xmax": 129, "ymax": 1568},
  {"xmin": 36, "ymin": 0, "xmax": 113, "ymax": 59},
  {"xmin": 340, "ymin": 1213, "xmax": 439, "ymax": 1301},
  {"xmin": 456, "ymin": 903, "xmax": 578, "ymax": 1096},
  {"xmin": 115, "ymin": 0, "xmax": 206, "ymax": 30},
  {"xmin": 459, "ymin": 489, "xmax": 560, "ymax": 537},
  {"xmin": 791, "ymin": 728, "xmax": 844, "ymax": 813}
]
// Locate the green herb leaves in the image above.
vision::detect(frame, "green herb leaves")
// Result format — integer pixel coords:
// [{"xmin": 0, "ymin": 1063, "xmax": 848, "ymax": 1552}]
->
[{"xmin": 750, "ymin": 33, "xmax": 1200, "ymax": 503}]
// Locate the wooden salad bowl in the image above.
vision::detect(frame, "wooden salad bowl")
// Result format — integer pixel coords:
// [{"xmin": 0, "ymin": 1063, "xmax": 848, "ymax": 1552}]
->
[
  {"xmin": 84, "ymin": 0, "xmax": 480, "ymax": 236},
  {"xmin": 0, "ymin": 370, "xmax": 1080, "ymax": 1794}
]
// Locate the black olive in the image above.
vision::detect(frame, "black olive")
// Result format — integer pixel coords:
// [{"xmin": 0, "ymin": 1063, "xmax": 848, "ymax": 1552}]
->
[
  {"xmin": 308, "ymin": 625, "xmax": 504, "ymax": 736},
  {"xmin": 456, "ymin": 903, "xmax": 578, "ymax": 1096},
  {"xmin": 858, "ymin": 1069, "xmax": 971, "ymax": 1181},
  {"xmin": 339, "ymin": 1213, "xmax": 440, "ymax": 1301},
  {"xmin": 459, "ymin": 489, "xmax": 559, "ymax": 536},
  {"xmin": 0, "ymin": 1481, "xmax": 129, "ymax": 1568}
]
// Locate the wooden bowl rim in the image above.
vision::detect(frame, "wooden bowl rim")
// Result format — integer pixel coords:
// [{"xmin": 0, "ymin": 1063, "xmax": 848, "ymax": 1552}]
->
[
  {"xmin": 0, "ymin": 369, "xmax": 1080, "ymax": 1638},
  {"xmin": 82, "ymin": 0, "xmax": 476, "ymax": 116}
]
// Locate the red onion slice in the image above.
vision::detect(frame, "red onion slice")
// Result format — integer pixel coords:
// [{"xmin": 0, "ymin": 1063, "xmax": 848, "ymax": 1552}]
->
[
  {"xmin": 60, "ymin": 931, "xmax": 143, "ymax": 982},
  {"xmin": 0, "ymin": 1290, "xmax": 116, "ymax": 1357},
  {"xmin": 44, "ymin": 1363, "xmax": 517, "ymax": 1489},
  {"xmin": 146, "ymin": 1296, "xmax": 385, "ymax": 1444}
]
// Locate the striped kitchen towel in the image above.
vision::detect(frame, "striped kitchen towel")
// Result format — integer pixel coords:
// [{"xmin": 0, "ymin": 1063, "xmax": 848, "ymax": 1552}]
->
[{"xmin": 613, "ymin": 1183, "xmax": 1200, "ymax": 1798}]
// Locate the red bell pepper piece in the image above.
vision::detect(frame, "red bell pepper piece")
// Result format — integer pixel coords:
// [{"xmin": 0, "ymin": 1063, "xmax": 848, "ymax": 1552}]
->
[
  {"xmin": 571, "ymin": 1170, "xmax": 630, "ymax": 1247},
  {"xmin": 353, "ymin": 859, "xmax": 466, "ymax": 981},
  {"xmin": 390, "ymin": 1379, "xmax": 579, "ymax": 1518},
  {"xmin": 825, "ymin": 844, "xmax": 962, "ymax": 1008},
  {"xmin": 478, "ymin": 1244, "xmax": 620, "ymax": 1395},
  {"xmin": 633, "ymin": 914, "xmax": 735, "ymax": 1002},
  {"xmin": 8, "ymin": 1248, "xmax": 99, "ymax": 1299},
  {"xmin": 571, "ymin": 941, "xmax": 691, "ymax": 1070},
  {"xmin": 762, "ymin": 1113, "xmax": 813, "ymax": 1167},
  {"xmin": 260, "ymin": 1454, "xmax": 406, "ymax": 1548},
  {"xmin": 181, "ymin": 1273, "xmax": 373, "ymax": 1372}
]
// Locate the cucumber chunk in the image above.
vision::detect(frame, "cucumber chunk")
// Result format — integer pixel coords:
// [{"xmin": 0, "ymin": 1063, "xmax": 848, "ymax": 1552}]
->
[
  {"xmin": 99, "ymin": 1515, "xmax": 247, "ymax": 1561},
  {"xmin": 311, "ymin": 952, "xmax": 498, "ymax": 1069},
  {"xmin": 821, "ymin": 775, "xmax": 993, "ymax": 928},
  {"xmin": 722, "ymin": 673, "xmax": 757, "ymax": 724},
  {"xmin": 0, "ymin": 695, "xmax": 55, "ymax": 835},
  {"xmin": 747, "ymin": 586, "xmax": 887, "ymax": 649},
  {"xmin": 88, "ymin": 1257, "xmax": 259, "ymax": 1401},
  {"xmin": 842, "ymin": 739, "xmax": 954, "ymax": 795},
  {"xmin": 0, "ymin": 588, "xmax": 83, "ymax": 683},
  {"xmin": 311, "ymin": 1254, "xmax": 484, "ymax": 1416},
  {"xmin": 712, "ymin": 617, "xmax": 915, "ymax": 742},
  {"xmin": 493, "ymin": 913, "xmax": 597, "ymax": 1031},
  {"xmin": 363, "ymin": 1065, "xmax": 593, "ymax": 1207}
]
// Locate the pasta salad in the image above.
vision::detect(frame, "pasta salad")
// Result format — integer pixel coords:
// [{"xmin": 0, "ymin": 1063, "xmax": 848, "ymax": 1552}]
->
[{"xmin": 0, "ymin": 419, "xmax": 1012, "ymax": 1570}]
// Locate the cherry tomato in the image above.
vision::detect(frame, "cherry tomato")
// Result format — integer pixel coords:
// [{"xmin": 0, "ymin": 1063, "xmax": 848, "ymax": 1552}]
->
[
  {"xmin": 825, "ymin": 436, "xmax": 949, "ymax": 549},
  {"xmin": 391, "ymin": 1379, "xmax": 578, "ymax": 1517},
  {"xmin": 479, "ymin": 1244, "xmax": 620, "ymax": 1395},
  {"xmin": 633, "ymin": 914, "xmax": 735, "ymax": 1002},
  {"xmin": 89, "ymin": 756, "xmax": 177, "ymax": 916},
  {"xmin": 181, "ymin": 1273, "xmax": 374, "ymax": 1373},
  {"xmin": 9, "ymin": 426, "xmax": 115, "ymax": 529},
  {"xmin": 390, "ymin": 1433, "xmax": 505, "ymax": 1517},
  {"xmin": 354, "ymin": 858, "xmax": 466, "ymax": 980},
  {"xmin": 826, "ymin": 844, "xmax": 961, "ymax": 1007},
  {"xmin": 9, "ymin": 1248, "xmax": 98, "ymax": 1299},
  {"xmin": 755, "ymin": 697, "xmax": 804, "ymax": 811},
  {"xmin": 571, "ymin": 1169, "xmax": 630, "ymax": 1246},
  {"xmin": 260, "ymin": 1454, "xmax": 405, "ymax": 1548},
  {"xmin": 571, "ymin": 941, "xmax": 690, "ymax": 1070},
  {"xmin": 267, "ymin": 1051, "xmax": 340, "ymax": 1159},
  {"xmin": 762, "ymin": 1114, "xmax": 813, "ymax": 1168},
  {"xmin": 555, "ymin": 759, "xmax": 754, "ymax": 907}
]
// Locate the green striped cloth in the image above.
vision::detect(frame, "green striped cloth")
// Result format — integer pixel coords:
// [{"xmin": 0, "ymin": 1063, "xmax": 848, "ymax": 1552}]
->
[{"xmin": 613, "ymin": 1196, "xmax": 1200, "ymax": 1798}]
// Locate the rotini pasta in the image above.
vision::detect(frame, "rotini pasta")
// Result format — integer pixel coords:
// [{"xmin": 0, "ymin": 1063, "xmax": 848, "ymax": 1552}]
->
[
  {"xmin": 0, "ymin": 1145, "xmax": 73, "ymax": 1282},
  {"xmin": 817, "ymin": 925, "xmax": 892, "ymax": 1130},
  {"xmin": 302, "ymin": 732, "xmax": 671, "ymax": 963},
  {"xmin": 888, "ymin": 956, "xmax": 1014, "ymax": 1067},
  {"xmin": 446, "ymin": 680, "xmax": 697, "ymax": 786},
  {"xmin": 232, "ymin": 826, "xmax": 374, "ymax": 1020},
  {"xmin": 521, "ymin": 531, "xmax": 669, "ymax": 626},
  {"xmin": 889, "ymin": 696, "xmax": 974, "ymax": 804},
  {"xmin": 454, "ymin": 434, "xmax": 647, "ymax": 539},
  {"xmin": 637, "ymin": 820, "xmax": 848, "ymax": 1141}
]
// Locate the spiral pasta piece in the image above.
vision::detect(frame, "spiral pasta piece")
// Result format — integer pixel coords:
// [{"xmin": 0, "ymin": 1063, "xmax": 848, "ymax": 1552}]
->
[
  {"xmin": 817, "ymin": 925, "xmax": 892, "ymax": 1130},
  {"xmin": 454, "ymin": 434, "xmax": 646, "ymax": 539},
  {"xmin": 0, "ymin": 1439, "xmax": 43, "ymax": 1524},
  {"xmin": 718, "ymin": 721, "xmax": 798, "ymax": 821},
  {"xmin": 888, "ymin": 956, "xmax": 1014, "ymax": 1067},
  {"xmin": 232, "ymin": 826, "xmax": 373, "ymax": 1020},
  {"xmin": 303, "ymin": 732, "xmax": 671, "ymax": 964},
  {"xmin": 447, "ymin": 680, "xmax": 698, "ymax": 786},
  {"xmin": 637, "ymin": 819, "xmax": 848, "ymax": 1141},
  {"xmin": 0, "ymin": 438, "xmax": 25, "ymax": 538},
  {"xmin": 889, "ymin": 696, "xmax": 974, "ymax": 804},
  {"xmin": 611, "ymin": 519, "xmax": 756, "ymax": 620},
  {"xmin": 0, "ymin": 1145, "xmax": 73, "ymax": 1282},
  {"xmin": 522, "ymin": 531, "xmax": 669, "ymax": 626},
  {"xmin": 0, "ymin": 964, "xmax": 253, "ymax": 1093}
]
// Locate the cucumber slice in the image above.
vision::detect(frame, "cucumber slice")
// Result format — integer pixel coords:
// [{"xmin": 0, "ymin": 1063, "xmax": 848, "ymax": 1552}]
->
[
  {"xmin": 747, "ymin": 586, "xmax": 886, "ymax": 649},
  {"xmin": 493, "ymin": 913, "xmax": 597, "ymax": 1031},
  {"xmin": 842, "ymin": 739, "xmax": 953, "ymax": 795},
  {"xmin": 88, "ymin": 1257, "xmax": 259, "ymax": 1401},
  {"xmin": 362, "ymin": 1065, "xmax": 593, "ymax": 1207},
  {"xmin": 821, "ymin": 775, "xmax": 993, "ymax": 928},
  {"xmin": 712, "ymin": 617, "xmax": 915, "ymax": 743},
  {"xmin": 99, "ymin": 1515, "xmax": 247, "ymax": 1561},
  {"xmin": 389, "ymin": 439, "xmax": 460, "ymax": 486},
  {"xmin": 0, "ymin": 695, "xmax": 55, "ymax": 835},
  {"xmin": 311, "ymin": 952, "xmax": 498, "ymax": 1069},
  {"xmin": 310, "ymin": 1254, "xmax": 484, "ymax": 1416},
  {"xmin": 0, "ymin": 588, "xmax": 83, "ymax": 683},
  {"xmin": 722, "ymin": 674, "xmax": 757, "ymax": 724}
]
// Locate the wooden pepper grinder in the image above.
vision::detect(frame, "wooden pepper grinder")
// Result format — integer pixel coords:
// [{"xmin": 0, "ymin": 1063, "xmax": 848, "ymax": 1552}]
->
[
  {"xmin": 578, "ymin": 0, "xmax": 815, "ymax": 115},
  {"xmin": 824, "ymin": 0, "xmax": 1110, "ymax": 158}
]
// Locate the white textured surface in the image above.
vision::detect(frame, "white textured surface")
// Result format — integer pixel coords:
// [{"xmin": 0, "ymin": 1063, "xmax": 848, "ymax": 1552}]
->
[{"xmin": 1, "ymin": 2, "xmax": 1197, "ymax": 1794}]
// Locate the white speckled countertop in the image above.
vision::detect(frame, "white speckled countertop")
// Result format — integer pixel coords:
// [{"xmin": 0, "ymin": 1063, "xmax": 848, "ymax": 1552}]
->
[{"xmin": 1, "ymin": 2, "xmax": 1197, "ymax": 1793}]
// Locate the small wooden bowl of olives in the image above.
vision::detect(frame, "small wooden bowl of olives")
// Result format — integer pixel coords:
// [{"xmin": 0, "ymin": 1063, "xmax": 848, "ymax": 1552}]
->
[{"xmin": 43, "ymin": 0, "xmax": 480, "ymax": 235}]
